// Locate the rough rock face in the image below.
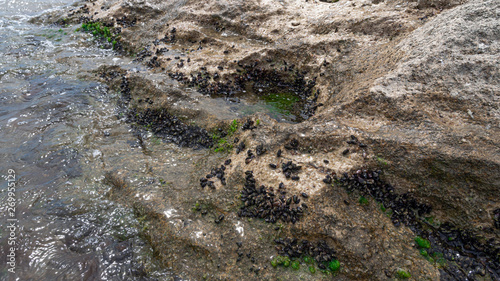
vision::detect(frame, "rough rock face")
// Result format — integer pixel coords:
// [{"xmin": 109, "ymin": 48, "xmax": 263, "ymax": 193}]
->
[
  {"xmin": 45, "ymin": 0, "xmax": 499, "ymax": 280},
  {"xmin": 363, "ymin": 0, "xmax": 500, "ymax": 229}
]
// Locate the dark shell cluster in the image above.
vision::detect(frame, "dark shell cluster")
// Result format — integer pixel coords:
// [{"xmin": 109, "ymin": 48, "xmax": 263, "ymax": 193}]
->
[
  {"xmin": 346, "ymin": 134, "xmax": 367, "ymax": 148},
  {"xmin": 274, "ymin": 238, "xmax": 336, "ymax": 264},
  {"xmin": 100, "ymin": 71, "xmax": 213, "ymax": 149},
  {"xmin": 235, "ymin": 140, "xmax": 246, "ymax": 154},
  {"xmin": 160, "ymin": 27, "xmax": 177, "ymax": 44},
  {"xmin": 281, "ymin": 160, "xmax": 302, "ymax": 181},
  {"xmin": 433, "ymin": 222, "xmax": 500, "ymax": 280},
  {"xmin": 126, "ymin": 108, "xmax": 213, "ymax": 149},
  {"xmin": 238, "ymin": 171, "xmax": 307, "ymax": 224},
  {"xmin": 284, "ymin": 138, "xmax": 299, "ymax": 150},
  {"xmin": 332, "ymin": 169, "xmax": 500, "ymax": 280},
  {"xmin": 115, "ymin": 15, "xmax": 137, "ymax": 28},
  {"xmin": 336, "ymin": 170, "xmax": 432, "ymax": 227},
  {"xmin": 241, "ymin": 119, "xmax": 257, "ymax": 131},
  {"xmin": 135, "ymin": 45, "xmax": 154, "ymax": 62},
  {"xmin": 199, "ymin": 162, "xmax": 228, "ymax": 189},
  {"xmin": 493, "ymin": 208, "xmax": 500, "ymax": 229},
  {"xmin": 342, "ymin": 135, "xmax": 367, "ymax": 156},
  {"xmin": 245, "ymin": 149, "xmax": 255, "ymax": 164}
]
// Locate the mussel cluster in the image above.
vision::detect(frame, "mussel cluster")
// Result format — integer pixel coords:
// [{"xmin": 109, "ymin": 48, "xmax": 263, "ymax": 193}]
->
[
  {"xmin": 435, "ymin": 222, "xmax": 500, "ymax": 280},
  {"xmin": 126, "ymin": 108, "xmax": 213, "ymax": 149},
  {"xmin": 282, "ymin": 160, "xmax": 302, "ymax": 180},
  {"xmin": 245, "ymin": 149, "xmax": 255, "ymax": 164},
  {"xmin": 241, "ymin": 119, "xmax": 257, "ymax": 131},
  {"xmin": 284, "ymin": 138, "xmax": 299, "ymax": 150},
  {"xmin": 493, "ymin": 208, "xmax": 500, "ymax": 229},
  {"xmin": 346, "ymin": 134, "xmax": 367, "ymax": 148},
  {"xmin": 147, "ymin": 56, "xmax": 160, "ymax": 68},
  {"xmin": 336, "ymin": 170, "xmax": 432, "ymax": 227},
  {"xmin": 256, "ymin": 144, "xmax": 266, "ymax": 156},
  {"xmin": 334, "ymin": 169, "xmax": 500, "ymax": 279},
  {"xmin": 160, "ymin": 27, "xmax": 177, "ymax": 44},
  {"xmin": 274, "ymin": 238, "xmax": 336, "ymax": 264},
  {"xmin": 238, "ymin": 171, "xmax": 307, "ymax": 224},
  {"xmin": 135, "ymin": 45, "xmax": 153, "ymax": 62},
  {"xmin": 243, "ymin": 144, "xmax": 266, "ymax": 164},
  {"xmin": 235, "ymin": 140, "xmax": 246, "ymax": 154},
  {"xmin": 115, "ymin": 15, "xmax": 136, "ymax": 28},
  {"xmin": 116, "ymin": 74, "xmax": 211, "ymax": 148},
  {"xmin": 200, "ymin": 163, "xmax": 228, "ymax": 189},
  {"xmin": 120, "ymin": 75, "xmax": 131, "ymax": 103}
]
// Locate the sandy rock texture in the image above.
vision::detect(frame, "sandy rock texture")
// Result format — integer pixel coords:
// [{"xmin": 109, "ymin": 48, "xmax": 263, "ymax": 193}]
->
[{"xmin": 43, "ymin": 0, "xmax": 499, "ymax": 280}]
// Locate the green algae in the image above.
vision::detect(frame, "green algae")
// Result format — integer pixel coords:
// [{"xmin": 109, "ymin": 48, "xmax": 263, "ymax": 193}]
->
[
  {"xmin": 415, "ymin": 236, "xmax": 431, "ymax": 249},
  {"xmin": 328, "ymin": 260, "xmax": 340, "ymax": 272},
  {"xmin": 260, "ymin": 92, "xmax": 299, "ymax": 115},
  {"xmin": 396, "ymin": 268, "xmax": 411, "ymax": 279}
]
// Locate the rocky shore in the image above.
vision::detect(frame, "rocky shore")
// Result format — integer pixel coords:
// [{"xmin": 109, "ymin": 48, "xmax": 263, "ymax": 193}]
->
[{"xmin": 38, "ymin": 0, "xmax": 499, "ymax": 279}]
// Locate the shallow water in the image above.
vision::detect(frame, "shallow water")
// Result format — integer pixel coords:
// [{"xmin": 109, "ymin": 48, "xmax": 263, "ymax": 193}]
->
[{"xmin": 0, "ymin": 1, "xmax": 170, "ymax": 279}]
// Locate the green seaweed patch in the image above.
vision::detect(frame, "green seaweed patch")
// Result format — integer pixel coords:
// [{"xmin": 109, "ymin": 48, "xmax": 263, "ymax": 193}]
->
[
  {"xmin": 211, "ymin": 119, "xmax": 239, "ymax": 153},
  {"xmin": 396, "ymin": 268, "xmax": 411, "ymax": 279},
  {"xmin": 415, "ymin": 236, "xmax": 431, "ymax": 249},
  {"xmin": 271, "ymin": 255, "xmax": 291, "ymax": 268},
  {"xmin": 80, "ymin": 22, "xmax": 120, "ymax": 50},
  {"xmin": 430, "ymin": 252, "xmax": 447, "ymax": 268},
  {"xmin": 374, "ymin": 155, "xmax": 388, "ymax": 166},
  {"xmin": 328, "ymin": 259, "xmax": 340, "ymax": 272},
  {"xmin": 359, "ymin": 196, "xmax": 369, "ymax": 205},
  {"xmin": 213, "ymin": 136, "xmax": 233, "ymax": 153},
  {"xmin": 308, "ymin": 265, "xmax": 316, "ymax": 274},
  {"xmin": 260, "ymin": 92, "xmax": 300, "ymax": 115},
  {"xmin": 271, "ymin": 255, "xmax": 340, "ymax": 275},
  {"xmin": 228, "ymin": 119, "xmax": 239, "ymax": 135},
  {"xmin": 303, "ymin": 256, "xmax": 314, "ymax": 264},
  {"xmin": 192, "ymin": 202, "xmax": 201, "ymax": 212},
  {"xmin": 379, "ymin": 202, "xmax": 386, "ymax": 212}
]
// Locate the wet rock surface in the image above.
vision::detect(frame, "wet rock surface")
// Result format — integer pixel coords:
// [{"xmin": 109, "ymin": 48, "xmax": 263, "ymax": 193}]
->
[{"xmin": 41, "ymin": 0, "xmax": 500, "ymax": 280}]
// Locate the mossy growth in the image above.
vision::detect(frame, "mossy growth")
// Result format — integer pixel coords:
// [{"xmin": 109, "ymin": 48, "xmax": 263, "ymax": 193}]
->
[
  {"xmin": 430, "ymin": 252, "xmax": 447, "ymax": 268},
  {"xmin": 291, "ymin": 260, "xmax": 300, "ymax": 270},
  {"xmin": 261, "ymin": 92, "xmax": 299, "ymax": 113},
  {"xmin": 213, "ymin": 136, "xmax": 233, "ymax": 153},
  {"xmin": 308, "ymin": 265, "xmax": 316, "ymax": 274},
  {"xmin": 151, "ymin": 136, "xmax": 162, "ymax": 145},
  {"xmin": 79, "ymin": 22, "xmax": 120, "ymax": 50},
  {"xmin": 212, "ymin": 119, "xmax": 239, "ymax": 153},
  {"xmin": 271, "ymin": 255, "xmax": 291, "ymax": 268},
  {"xmin": 379, "ymin": 203, "xmax": 386, "ymax": 212},
  {"xmin": 396, "ymin": 268, "xmax": 411, "ymax": 279},
  {"xmin": 303, "ymin": 256, "xmax": 314, "ymax": 264},
  {"xmin": 328, "ymin": 260, "xmax": 340, "ymax": 272},
  {"xmin": 228, "ymin": 119, "xmax": 239, "ymax": 135},
  {"xmin": 192, "ymin": 202, "xmax": 201, "ymax": 212},
  {"xmin": 272, "ymin": 255, "xmax": 340, "ymax": 275},
  {"xmin": 415, "ymin": 236, "xmax": 431, "ymax": 249},
  {"xmin": 375, "ymin": 155, "xmax": 388, "ymax": 166},
  {"xmin": 359, "ymin": 196, "xmax": 369, "ymax": 205}
]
